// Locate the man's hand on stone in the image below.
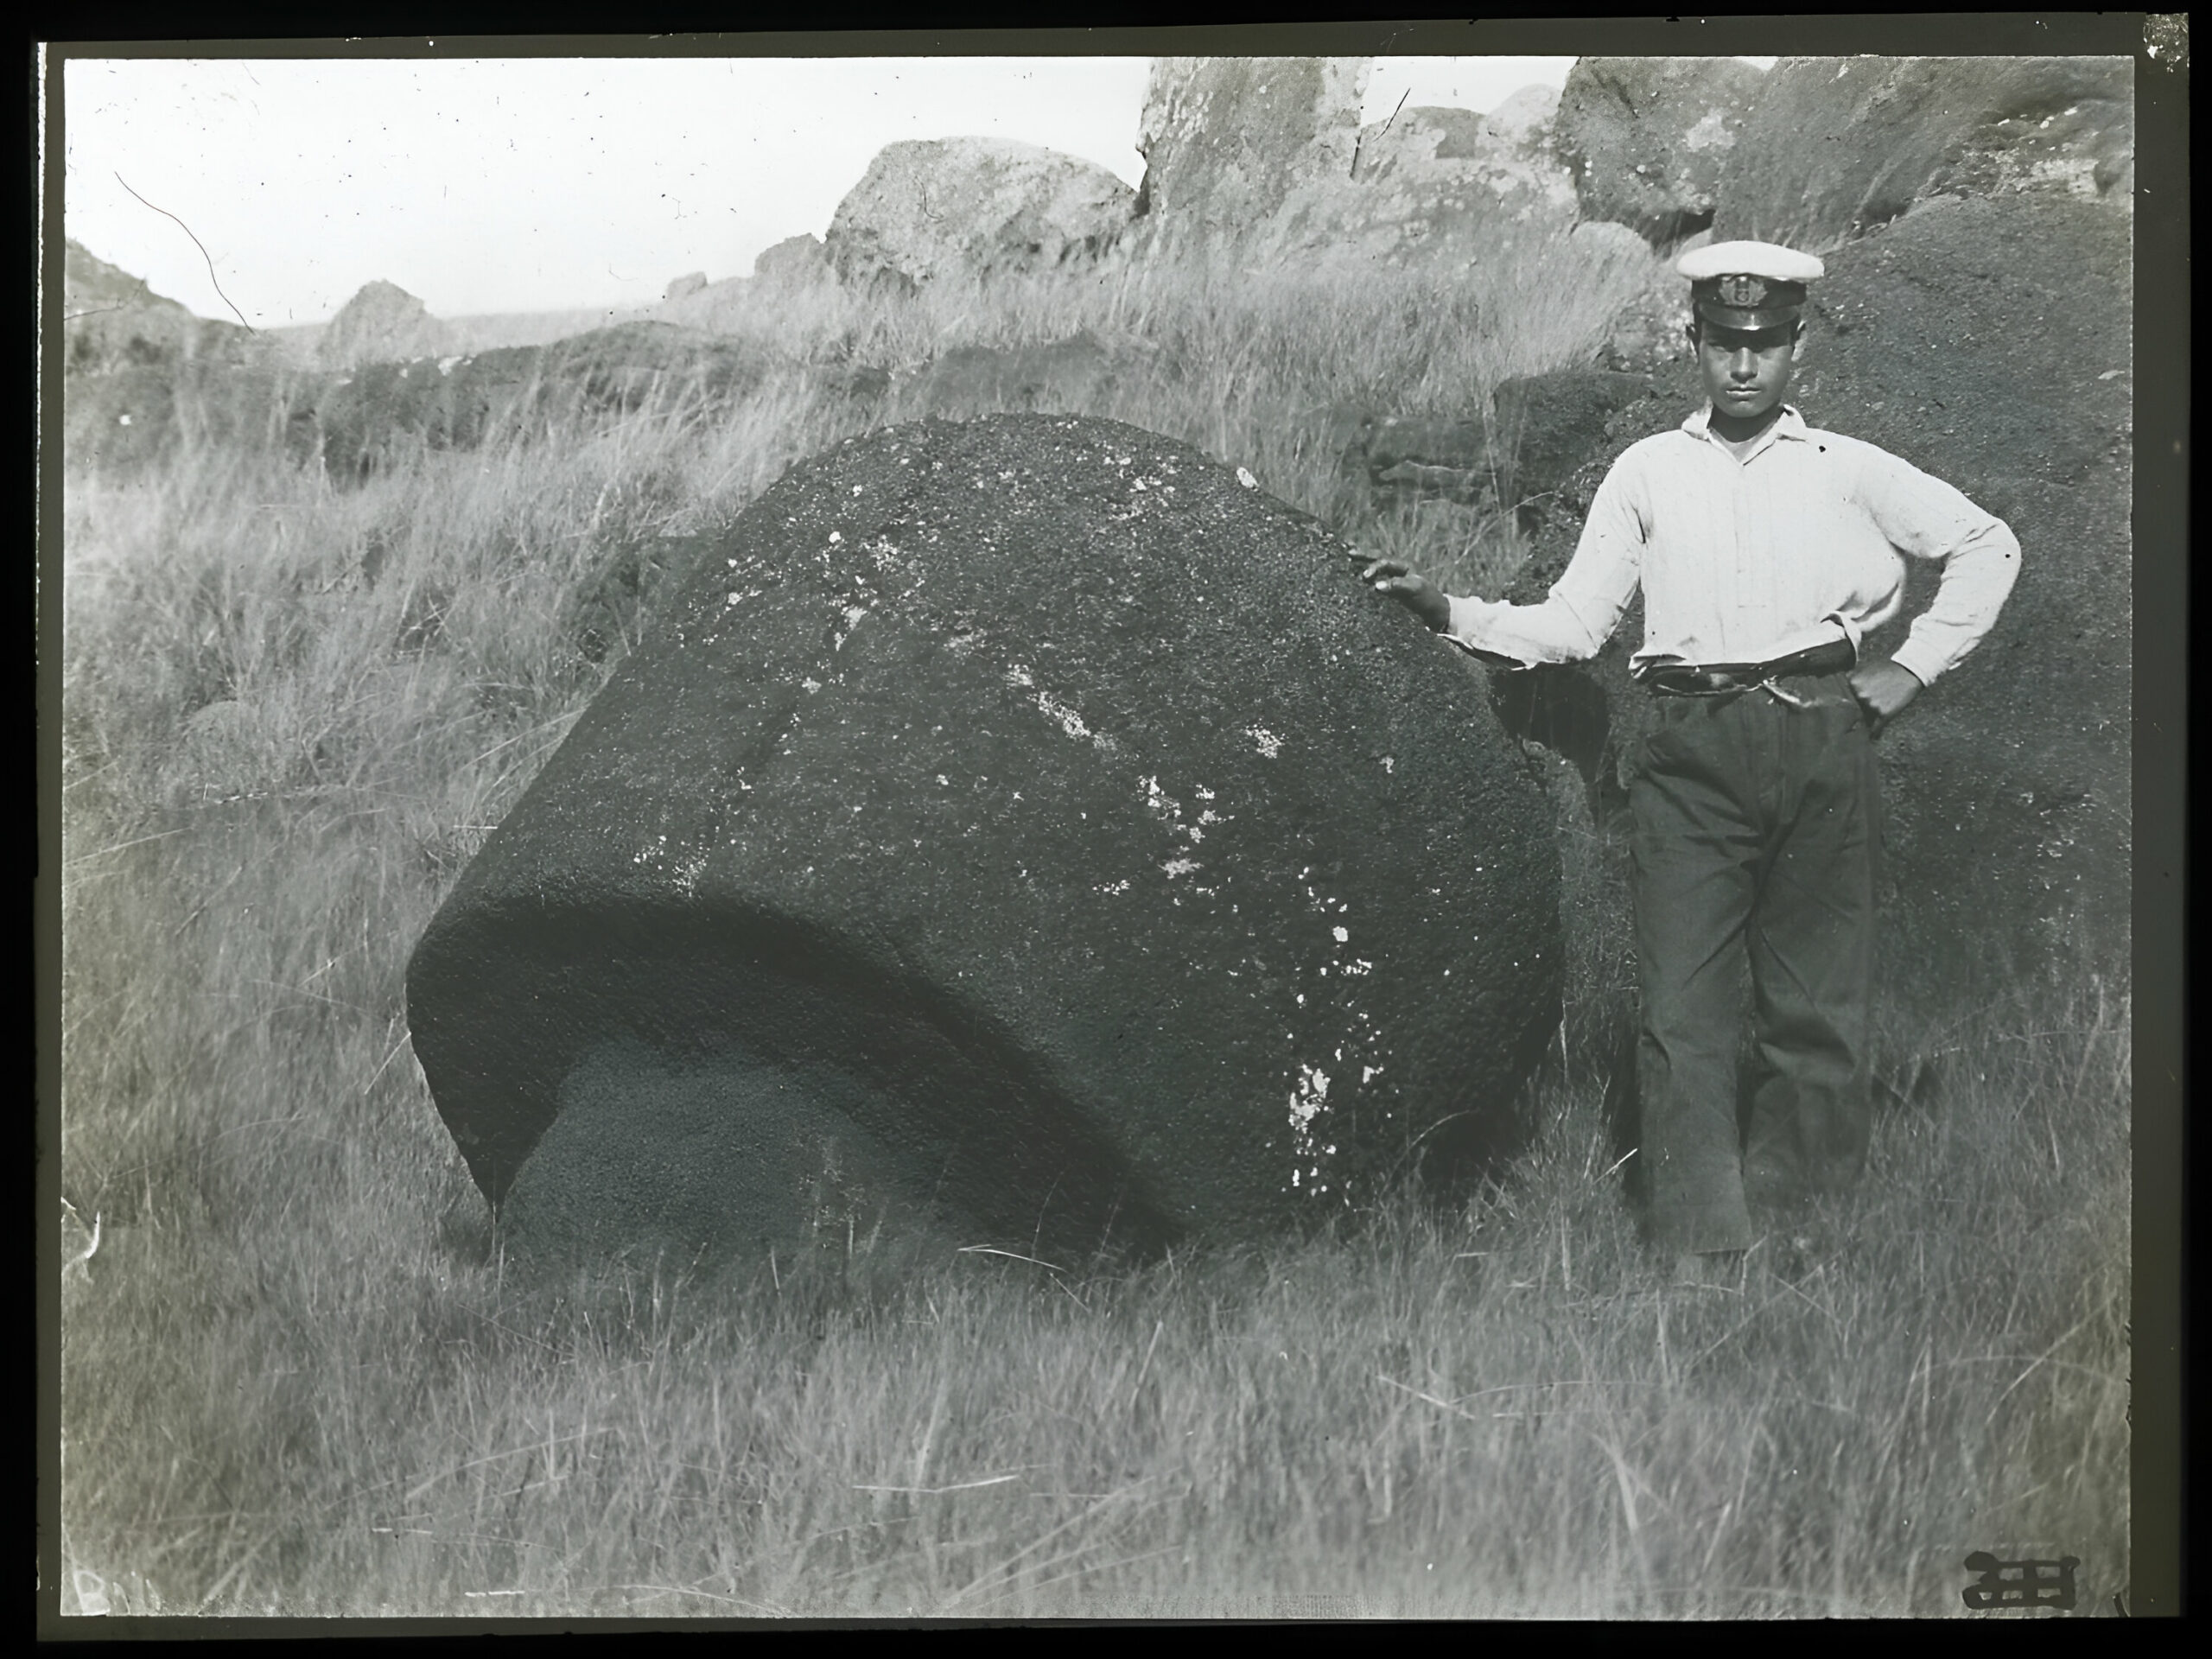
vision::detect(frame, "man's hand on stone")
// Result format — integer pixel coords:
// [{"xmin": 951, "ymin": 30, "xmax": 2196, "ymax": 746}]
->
[
  {"xmin": 1847, "ymin": 658, "xmax": 1923, "ymax": 737},
  {"xmin": 1354, "ymin": 554, "xmax": 1451, "ymax": 633}
]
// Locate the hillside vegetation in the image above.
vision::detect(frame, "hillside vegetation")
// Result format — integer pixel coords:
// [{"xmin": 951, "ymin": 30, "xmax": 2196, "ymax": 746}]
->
[{"xmin": 59, "ymin": 235, "xmax": 2127, "ymax": 1616}]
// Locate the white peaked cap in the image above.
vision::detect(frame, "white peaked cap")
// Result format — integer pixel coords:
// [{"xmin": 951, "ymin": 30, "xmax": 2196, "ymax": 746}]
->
[{"xmin": 1675, "ymin": 240, "xmax": 1826, "ymax": 283}]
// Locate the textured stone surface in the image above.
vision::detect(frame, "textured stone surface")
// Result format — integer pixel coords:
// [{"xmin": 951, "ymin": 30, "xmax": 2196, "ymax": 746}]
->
[
  {"xmin": 1490, "ymin": 369, "xmax": 1657, "ymax": 515},
  {"xmin": 1135, "ymin": 57, "xmax": 1369, "ymax": 254},
  {"xmin": 1714, "ymin": 56, "xmax": 2134, "ymax": 245},
  {"xmin": 1790, "ymin": 193, "xmax": 2130, "ymax": 992},
  {"xmin": 1302, "ymin": 366, "xmax": 1653, "ymax": 521},
  {"xmin": 754, "ymin": 232, "xmax": 832, "ymax": 287},
  {"xmin": 1269, "ymin": 100, "xmax": 1580, "ymax": 266},
  {"xmin": 1134, "ymin": 70, "xmax": 1575, "ymax": 270},
  {"xmin": 664, "ymin": 270, "xmax": 708, "ymax": 302},
  {"xmin": 407, "ymin": 414, "xmax": 1563, "ymax": 1262},
  {"xmin": 1555, "ymin": 56, "xmax": 1768, "ymax": 245},
  {"xmin": 316, "ymin": 279, "xmax": 456, "ymax": 370},
  {"xmin": 1510, "ymin": 194, "xmax": 2130, "ymax": 1002},
  {"xmin": 825, "ymin": 138, "xmax": 1135, "ymax": 291}
]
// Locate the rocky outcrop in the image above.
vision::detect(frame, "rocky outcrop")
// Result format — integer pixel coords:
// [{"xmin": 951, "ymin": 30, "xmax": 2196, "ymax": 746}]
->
[
  {"xmin": 824, "ymin": 138, "xmax": 1135, "ymax": 292},
  {"xmin": 664, "ymin": 271, "xmax": 708, "ymax": 302},
  {"xmin": 753, "ymin": 232, "xmax": 832, "ymax": 288},
  {"xmin": 1283, "ymin": 99, "xmax": 1579, "ymax": 263},
  {"xmin": 1554, "ymin": 56, "xmax": 1767, "ymax": 245},
  {"xmin": 1135, "ymin": 57, "xmax": 1369, "ymax": 255},
  {"xmin": 1484, "ymin": 83, "xmax": 1561, "ymax": 147},
  {"xmin": 1713, "ymin": 55, "xmax": 2134, "ymax": 245},
  {"xmin": 1793, "ymin": 192, "xmax": 2130, "ymax": 996},
  {"xmin": 1130, "ymin": 67, "xmax": 1574, "ymax": 270},
  {"xmin": 406, "ymin": 414, "xmax": 1563, "ymax": 1262},
  {"xmin": 63, "ymin": 239, "xmax": 263, "ymax": 372},
  {"xmin": 316, "ymin": 280, "xmax": 456, "ymax": 371},
  {"xmin": 62, "ymin": 240, "xmax": 301, "ymax": 473}
]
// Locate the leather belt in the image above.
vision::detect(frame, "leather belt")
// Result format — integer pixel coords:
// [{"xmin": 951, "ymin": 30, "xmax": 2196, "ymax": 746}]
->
[{"xmin": 1643, "ymin": 637, "xmax": 1858, "ymax": 699}]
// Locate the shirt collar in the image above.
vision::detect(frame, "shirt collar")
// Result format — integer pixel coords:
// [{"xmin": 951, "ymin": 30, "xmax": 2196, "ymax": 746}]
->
[{"xmin": 1682, "ymin": 403, "xmax": 1809, "ymax": 445}]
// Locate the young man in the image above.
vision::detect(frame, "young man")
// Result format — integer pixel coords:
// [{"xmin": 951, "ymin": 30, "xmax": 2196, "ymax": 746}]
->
[{"xmin": 1360, "ymin": 241, "xmax": 2021, "ymax": 1281}]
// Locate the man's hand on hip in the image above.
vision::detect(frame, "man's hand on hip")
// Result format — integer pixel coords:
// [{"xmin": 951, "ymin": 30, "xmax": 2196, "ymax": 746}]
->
[
  {"xmin": 1847, "ymin": 658, "xmax": 1923, "ymax": 737},
  {"xmin": 1353, "ymin": 554, "xmax": 1451, "ymax": 633}
]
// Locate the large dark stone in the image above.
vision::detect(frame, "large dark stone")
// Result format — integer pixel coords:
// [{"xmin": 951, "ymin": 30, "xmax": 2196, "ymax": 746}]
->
[
  {"xmin": 891, "ymin": 331, "xmax": 1166, "ymax": 421},
  {"xmin": 1714, "ymin": 56, "xmax": 2133, "ymax": 246},
  {"xmin": 310, "ymin": 322, "xmax": 769, "ymax": 483},
  {"xmin": 1490, "ymin": 370, "xmax": 1658, "ymax": 517},
  {"xmin": 407, "ymin": 414, "xmax": 1563, "ymax": 1262},
  {"xmin": 1789, "ymin": 192, "xmax": 2130, "ymax": 997}
]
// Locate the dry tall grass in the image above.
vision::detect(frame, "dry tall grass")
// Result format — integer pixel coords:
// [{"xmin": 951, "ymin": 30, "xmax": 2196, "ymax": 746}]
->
[{"xmin": 55, "ymin": 238, "xmax": 2128, "ymax": 1618}]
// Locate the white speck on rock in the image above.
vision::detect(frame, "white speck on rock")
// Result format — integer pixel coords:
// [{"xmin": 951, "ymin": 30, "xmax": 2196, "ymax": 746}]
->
[
  {"xmin": 1236, "ymin": 467, "xmax": 1258, "ymax": 489},
  {"xmin": 1332, "ymin": 925, "xmax": 1349, "ymax": 943},
  {"xmin": 1247, "ymin": 728, "xmax": 1283, "ymax": 759}
]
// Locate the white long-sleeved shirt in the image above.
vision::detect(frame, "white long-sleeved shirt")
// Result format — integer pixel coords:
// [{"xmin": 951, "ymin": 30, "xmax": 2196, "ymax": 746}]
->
[{"xmin": 1444, "ymin": 404, "xmax": 2022, "ymax": 686}]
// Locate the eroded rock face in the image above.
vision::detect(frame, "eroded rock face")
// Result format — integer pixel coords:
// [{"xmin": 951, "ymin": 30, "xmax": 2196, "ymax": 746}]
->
[
  {"xmin": 1554, "ymin": 56, "xmax": 1767, "ymax": 245},
  {"xmin": 1135, "ymin": 67, "xmax": 1577, "ymax": 270},
  {"xmin": 664, "ymin": 271, "xmax": 708, "ymax": 302},
  {"xmin": 1274, "ymin": 100, "xmax": 1579, "ymax": 264},
  {"xmin": 1714, "ymin": 55, "xmax": 2133, "ymax": 245},
  {"xmin": 1792, "ymin": 192, "xmax": 2130, "ymax": 995},
  {"xmin": 825, "ymin": 138, "xmax": 1135, "ymax": 291},
  {"xmin": 753, "ymin": 232, "xmax": 832, "ymax": 288},
  {"xmin": 406, "ymin": 414, "xmax": 1563, "ymax": 1262},
  {"xmin": 1135, "ymin": 57, "xmax": 1369, "ymax": 253},
  {"xmin": 316, "ymin": 279, "xmax": 456, "ymax": 370}
]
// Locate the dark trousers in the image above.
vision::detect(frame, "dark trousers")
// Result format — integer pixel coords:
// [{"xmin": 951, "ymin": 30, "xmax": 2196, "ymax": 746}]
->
[{"xmin": 1629, "ymin": 682, "xmax": 1878, "ymax": 1254}]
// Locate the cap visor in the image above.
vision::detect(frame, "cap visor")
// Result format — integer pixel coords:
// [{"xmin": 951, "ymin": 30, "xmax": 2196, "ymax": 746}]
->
[{"xmin": 1693, "ymin": 299, "xmax": 1804, "ymax": 331}]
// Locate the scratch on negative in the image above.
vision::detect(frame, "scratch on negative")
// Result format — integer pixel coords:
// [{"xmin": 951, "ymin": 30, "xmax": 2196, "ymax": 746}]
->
[{"xmin": 113, "ymin": 172, "xmax": 256, "ymax": 332}]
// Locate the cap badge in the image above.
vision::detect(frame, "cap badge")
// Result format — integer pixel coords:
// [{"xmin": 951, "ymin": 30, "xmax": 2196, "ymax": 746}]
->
[{"xmin": 1716, "ymin": 274, "xmax": 1770, "ymax": 308}]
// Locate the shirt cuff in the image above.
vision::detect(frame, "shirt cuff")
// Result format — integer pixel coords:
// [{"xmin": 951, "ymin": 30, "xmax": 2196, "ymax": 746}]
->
[
  {"xmin": 1443, "ymin": 594, "xmax": 1542, "ymax": 669},
  {"xmin": 1887, "ymin": 642, "xmax": 1940, "ymax": 688}
]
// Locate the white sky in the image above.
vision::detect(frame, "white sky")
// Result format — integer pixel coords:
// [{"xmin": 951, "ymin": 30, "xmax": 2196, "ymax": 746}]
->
[{"xmin": 60, "ymin": 55, "xmax": 1593, "ymax": 324}]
